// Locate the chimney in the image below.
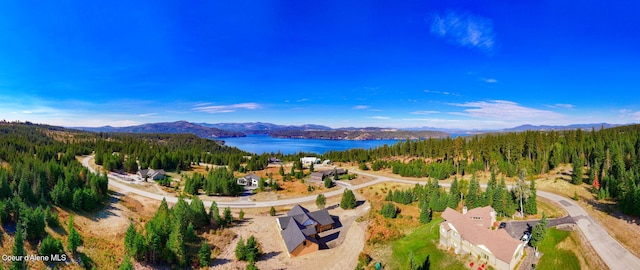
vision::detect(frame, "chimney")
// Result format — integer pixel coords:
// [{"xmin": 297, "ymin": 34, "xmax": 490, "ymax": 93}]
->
[{"xmin": 462, "ymin": 206, "xmax": 468, "ymax": 214}]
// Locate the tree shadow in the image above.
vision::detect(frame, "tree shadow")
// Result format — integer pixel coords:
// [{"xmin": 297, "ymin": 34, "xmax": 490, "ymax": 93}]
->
[
  {"xmin": 234, "ymin": 217, "xmax": 253, "ymax": 226},
  {"xmin": 355, "ymin": 200, "xmax": 366, "ymax": 207},
  {"xmin": 584, "ymin": 196, "xmax": 640, "ymax": 226},
  {"xmin": 211, "ymin": 258, "xmax": 232, "ymax": 266},
  {"xmin": 261, "ymin": 251, "xmax": 281, "ymax": 260}
]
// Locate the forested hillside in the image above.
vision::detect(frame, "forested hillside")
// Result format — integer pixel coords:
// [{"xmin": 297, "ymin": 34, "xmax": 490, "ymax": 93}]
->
[
  {"xmin": 0, "ymin": 122, "xmax": 258, "ymax": 268},
  {"xmin": 324, "ymin": 125, "xmax": 640, "ymax": 215}
]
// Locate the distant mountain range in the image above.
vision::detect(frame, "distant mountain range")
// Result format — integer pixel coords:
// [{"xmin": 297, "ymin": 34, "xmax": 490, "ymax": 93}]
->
[
  {"xmin": 73, "ymin": 121, "xmax": 627, "ymax": 141},
  {"xmin": 501, "ymin": 123, "xmax": 621, "ymax": 132},
  {"xmin": 74, "ymin": 121, "xmax": 245, "ymax": 138},
  {"xmin": 198, "ymin": 122, "xmax": 332, "ymax": 134}
]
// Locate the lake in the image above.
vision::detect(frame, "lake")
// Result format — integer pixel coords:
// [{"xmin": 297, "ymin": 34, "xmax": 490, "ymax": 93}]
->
[{"xmin": 220, "ymin": 134, "xmax": 402, "ymax": 154}]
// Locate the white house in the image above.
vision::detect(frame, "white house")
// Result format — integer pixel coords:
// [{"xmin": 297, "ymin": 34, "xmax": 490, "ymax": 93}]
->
[
  {"xmin": 300, "ymin": 157, "xmax": 320, "ymax": 165},
  {"xmin": 237, "ymin": 173, "xmax": 261, "ymax": 188},
  {"xmin": 440, "ymin": 206, "xmax": 525, "ymax": 270},
  {"xmin": 138, "ymin": 168, "xmax": 166, "ymax": 181}
]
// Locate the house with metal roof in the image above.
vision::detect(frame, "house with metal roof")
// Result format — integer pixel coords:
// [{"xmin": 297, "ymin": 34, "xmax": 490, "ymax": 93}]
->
[
  {"xmin": 237, "ymin": 173, "xmax": 260, "ymax": 188},
  {"xmin": 277, "ymin": 204, "xmax": 335, "ymax": 257},
  {"xmin": 440, "ymin": 206, "xmax": 525, "ymax": 270}
]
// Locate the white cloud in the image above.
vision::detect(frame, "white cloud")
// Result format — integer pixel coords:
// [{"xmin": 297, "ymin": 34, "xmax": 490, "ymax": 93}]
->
[
  {"xmin": 546, "ymin": 103, "xmax": 575, "ymax": 109},
  {"xmin": 449, "ymin": 100, "xmax": 564, "ymax": 122},
  {"xmin": 430, "ymin": 11, "xmax": 496, "ymax": 52},
  {"xmin": 138, "ymin": 113, "xmax": 157, "ymax": 117},
  {"xmin": 370, "ymin": 116, "xmax": 390, "ymax": 120},
  {"xmin": 411, "ymin": 110, "xmax": 440, "ymax": 115},
  {"xmin": 296, "ymin": 98, "xmax": 309, "ymax": 102},
  {"xmin": 483, "ymin": 78, "xmax": 498, "ymax": 83},
  {"xmin": 424, "ymin": 89, "xmax": 459, "ymax": 96},
  {"xmin": 193, "ymin": 102, "xmax": 261, "ymax": 113},
  {"xmin": 353, "ymin": 105, "xmax": 369, "ymax": 110}
]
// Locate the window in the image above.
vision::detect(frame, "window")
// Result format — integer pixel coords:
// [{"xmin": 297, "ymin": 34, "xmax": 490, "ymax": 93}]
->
[{"xmin": 482, "ymin": 253, "xmax": 489, "ymax": 260}]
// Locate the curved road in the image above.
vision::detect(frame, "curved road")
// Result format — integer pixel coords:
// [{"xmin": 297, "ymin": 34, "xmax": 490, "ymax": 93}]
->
[{"xmin": 81, "ymin": 156, "xmax": 640, "ymax": 270}]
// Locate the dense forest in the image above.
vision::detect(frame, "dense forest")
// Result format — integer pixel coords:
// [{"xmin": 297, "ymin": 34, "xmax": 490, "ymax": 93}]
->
[
  {"xmin": 0, "ymin": 122, "xmax": 262, "ymax": 268},
  {"xmin": 324, "ymin": 125, "xmax": 640, "ymax": 216}
]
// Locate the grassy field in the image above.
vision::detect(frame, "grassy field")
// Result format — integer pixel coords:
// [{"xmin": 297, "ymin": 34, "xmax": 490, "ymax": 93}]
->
[
  {"xmin": 389, "ymin": 217, "xmax": 466, "ymax": 270},
  {"xmin": 536, "ymin": 228, "xmax": 580, "ymax": 270}
]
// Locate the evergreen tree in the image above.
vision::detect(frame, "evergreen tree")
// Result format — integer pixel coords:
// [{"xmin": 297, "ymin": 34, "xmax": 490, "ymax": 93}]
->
[
  {"xmin": 279, "ymin": 165, "xmax": 285, "ymax": 176},
  {"xmin": 67, "ymin": 226, "xmax": 83, "ymax": 254},
  {"xmin": 209, "ymin": 201, "xmax": 221, "ymax": 227},
  {"xmin": 341, "ymin": 189, "xmax": 357, "ymax": 209},
  {"xmin": 199, "ymin": 241, "xmax": 211, "ymax": 267},
  {"xmin": 466, "ymin": 176, "xmax": 481, "ymax": 208},
  {"xmin": 119, "ymin": 255, "xmax": 134, "ymax": 270},
  {"xmin": 571, "ymin": 156, "xmax": 584, "ymax": 185},
  {"xmin": 190, "ymin": 196, "xmax": 208, "ymax": 228},
  {"xmin": 381, "ymin": 202, "xmax": 398, "ymax": 218},
  {"xmin": 223, "ymin": 207, "xmax": 233, "ymax": 228},
  {"xmin": 245, "ymin": 235, "xmax": 261, "ymax": 263},
  {"xmin": 316, "ymin": 194, "xmax": 326, "ymax": 209},
  {"xmin": 324, "ymin": 176, "xmax": 333, "ymax": 188},
  {"xmin": 235, "ymin": 237, "xmax": 246, "ymax": 261},
  {"xmin": 309, "ymin": 163, "xmax": 314, "ymax": 172},
  {"xmin": 167, "ymin": 220, "xmax": 186, "ymax": 266},
  {"xmin": 12, "ymin": 223, "xmax": 26, "ymax": 270},
  {"xmin": 269, "ymin": 206, "xmax": 276, "ymax": 216},
  {"xmin": 38, "ymin": 235, "xmax": 64, "ymax": 256},
  {"xmin": 186, "ymin": 222, "xmax": 196, "ymax": 243},
  {"xmin": 419, "ymin": 203, "xmax": 432, "ymax": 224},
  {"xmin": 239, "ymin": 209, "xmax": 245, "ymax": 220},
  {"xmin": 524, "ymin": 178, "xmax": 538, "ymax": 215},
  {"xmin": 530, "ymin": 212, "xmax": 548, "ymax": 248},
  {"xmin": 447, "ymin": 177, "xmax": 460, "ymax": 209}
]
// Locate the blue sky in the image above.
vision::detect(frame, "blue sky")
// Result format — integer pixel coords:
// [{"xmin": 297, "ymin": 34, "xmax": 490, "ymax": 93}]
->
[{"xmin": 1, "ymin": 1, "xmax": 639, "ymax": 129}]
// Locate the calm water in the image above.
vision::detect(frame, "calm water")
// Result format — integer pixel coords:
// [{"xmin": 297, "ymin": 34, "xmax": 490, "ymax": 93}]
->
[{"xmin": 220, "ymin": 134, "xmax": 402, "ymax": 154}]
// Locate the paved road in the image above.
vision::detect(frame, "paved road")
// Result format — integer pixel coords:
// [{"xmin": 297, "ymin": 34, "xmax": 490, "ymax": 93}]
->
[
  {"xmin": 502, "ymin": 216, "xmax": 575, "ymax": 240},
  {"xmin": 81, "ymin": 156, "xmax": 640, "ymax": 270}
]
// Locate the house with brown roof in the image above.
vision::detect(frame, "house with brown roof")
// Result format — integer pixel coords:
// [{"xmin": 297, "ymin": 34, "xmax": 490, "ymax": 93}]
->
[
  {"xmin": 277, "ymin": 204, "xmax": 335, "ymax": 257},
  {"xmin": 440, "ymin": 206, "xmax": 525, "ymax": 270}
]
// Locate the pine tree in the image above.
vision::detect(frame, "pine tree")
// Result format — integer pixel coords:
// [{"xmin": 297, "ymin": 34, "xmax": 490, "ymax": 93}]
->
[
  {"xmin": 119, "ymin": 255, "xmax": 134, "ymax": 270},
  {"xmin": 279, "ymin": 165, "xmax": 285, "ymax": 176},
  {"xmin": 530, "ymin": 212, "xmax": 548, "ymax": 248},
  {"xmin": 341, "ymin": 189, "xmax": 357, "ymax": 209},
  {"xmin": 209, "ymin": 201, "xmax": 221, "ymax": 227},
  {"xmin": 324, "ymin": 176, "xmax": 333, "ymax": 188},
  {"xmin": 190, "ymin": 196, "xmax": 208, "ymax": 228},
  {"xmin": 447, "ymin": 177, "xmax": 460, "ymax": 209},
  {"xmin": 270, "ymin": 206, "xmax": 276, "ymax": 216},
  {"xmin": 12, "ymin": 223, "xmax": 26, "ymax": 270},
  {"xmin": 235, "ymin": 237, "xmax": 246, "ymax": 261},
  {"xmin": 524, "ymin": 178, "xmax": 538, "ymax": 215},
  {"xmin": 168, "ymin": 220, "xmax": 186, "ymax": 266},
  {"xmin": 571, "ymin": 156, "xmax": 584, "ymax": 185},
  {"xmin": 245, "ymin": 235, "xmax": 261, "ymax": 263},
  {"xmin": 419, "ymin": 203, "xmax": 432, "ymax": 224},
  {"xmin": 466, "ymin": 176, "xmax": 481, "ymax": 208},
  {"xmin": 223, "ymin": 207, "xmax": 233, "ymax": 228},
  {"xmin": 199, "ymin": 241, "xmax": 211, "ymax": 267},
  {"xmin": 316, "ymin": 194, "xmax": 326, "ymax": 209},
  {"xmin": 67, "ymin": 226, "xmax": 82, "ymax": 254}
]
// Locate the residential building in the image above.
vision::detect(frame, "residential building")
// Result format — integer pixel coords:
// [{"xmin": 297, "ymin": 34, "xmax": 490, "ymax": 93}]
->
[
  {"xmin": 440, "ymin": 206, "xmax": 525, "ymax": 270},
  {"xmin": 277, "ymin": 204, "xmax": 335, "ymax": 257},
  {"xmin": 137, "ymin": 168, "xmax": 166, "ymax": 180},
  {"xmin": 237, "ymin": 173, "xmax": 261, "ymax": 188},
  {"xmin": 300, "ymin": 157, "xmax": 320, "ymax": 165}
]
